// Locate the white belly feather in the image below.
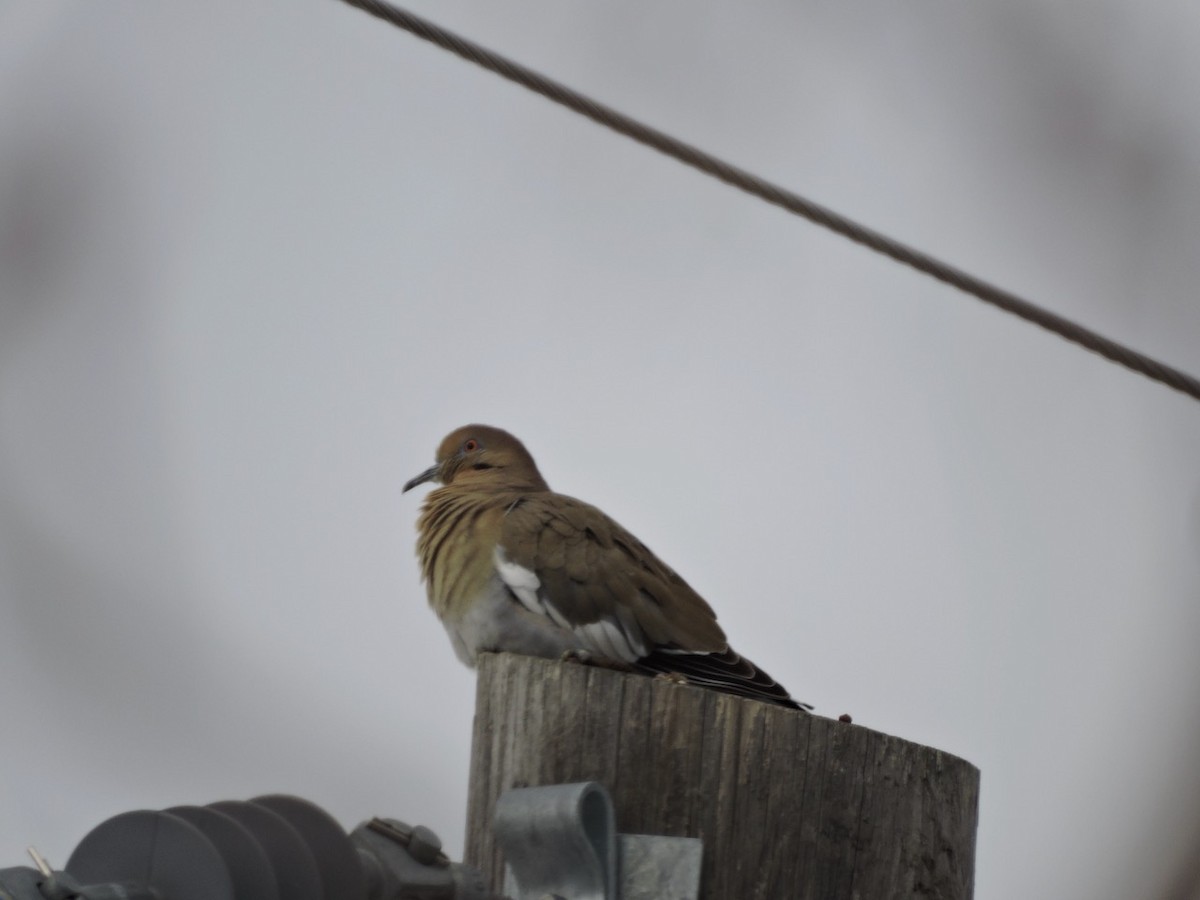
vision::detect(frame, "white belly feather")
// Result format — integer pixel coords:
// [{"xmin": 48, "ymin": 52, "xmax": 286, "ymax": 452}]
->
[{"xmin": 443, "ymin": 546, "xmax": 647, "ymax": 666}]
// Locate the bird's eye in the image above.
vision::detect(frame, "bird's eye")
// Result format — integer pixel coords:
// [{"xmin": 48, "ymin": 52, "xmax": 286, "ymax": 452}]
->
[{"xmin": 463, "ymin": 439, "xmax": 479, "ymax": 452}]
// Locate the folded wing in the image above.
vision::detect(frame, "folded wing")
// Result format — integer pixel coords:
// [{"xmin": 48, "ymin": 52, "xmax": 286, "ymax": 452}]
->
[{"xmin": 496, "ymin": 493, "xmax": 808, "ymax": 710}]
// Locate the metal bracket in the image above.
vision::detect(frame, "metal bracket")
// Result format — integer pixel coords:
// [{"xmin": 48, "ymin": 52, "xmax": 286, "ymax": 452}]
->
[{"xmin": 494, "ymin": 783, "xmax": 701, "ymax": 900}]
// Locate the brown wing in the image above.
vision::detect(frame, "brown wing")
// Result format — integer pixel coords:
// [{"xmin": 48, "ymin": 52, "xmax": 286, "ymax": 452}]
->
[
  {"xmin": 498, "ymin": 492, "xmax": 727, "ymax": 653},
  {"xmin": 497, "ymin": 492, "xmax": 809, "ymax": 710}
]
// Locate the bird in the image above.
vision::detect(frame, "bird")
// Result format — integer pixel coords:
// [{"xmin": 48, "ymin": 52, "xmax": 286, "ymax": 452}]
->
[{"xmin": 402, "ymin": 424, "xmax": 810, "ymax": 710}]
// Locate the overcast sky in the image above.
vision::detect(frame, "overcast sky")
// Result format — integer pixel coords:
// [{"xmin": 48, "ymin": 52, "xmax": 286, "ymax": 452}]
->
[{"xmin": 2, "ymin": 2, "xmax": 1199, "ymax": 899}]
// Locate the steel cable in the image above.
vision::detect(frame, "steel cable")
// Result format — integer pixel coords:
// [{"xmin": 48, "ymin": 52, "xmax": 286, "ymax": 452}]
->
[{"xmin": 338, "ymin": 0, "xmax": 1200, "ymax": 404}]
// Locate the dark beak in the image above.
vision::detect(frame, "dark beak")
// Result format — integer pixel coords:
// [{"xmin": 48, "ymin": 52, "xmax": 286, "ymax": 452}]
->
[{"xmin": 402, "ymin": 463, "xmax": 442, "ymax": 493}]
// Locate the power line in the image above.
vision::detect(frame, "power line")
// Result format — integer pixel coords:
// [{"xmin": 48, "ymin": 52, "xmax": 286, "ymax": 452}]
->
[{"xmin": 337, "ymin": 0, "xmax": 1200, "ymax": 404}]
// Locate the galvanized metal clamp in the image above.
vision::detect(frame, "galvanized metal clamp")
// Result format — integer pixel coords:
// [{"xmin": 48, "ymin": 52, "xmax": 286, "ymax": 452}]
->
[{"xmin": 495, "ymin": 783, "xmax": 702, "ymax": 900}]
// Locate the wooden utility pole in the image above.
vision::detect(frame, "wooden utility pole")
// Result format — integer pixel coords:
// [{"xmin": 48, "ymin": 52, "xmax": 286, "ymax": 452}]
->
[{"xmin": 466, "ymin": 653, "xmax": 979, "ymax": 900}]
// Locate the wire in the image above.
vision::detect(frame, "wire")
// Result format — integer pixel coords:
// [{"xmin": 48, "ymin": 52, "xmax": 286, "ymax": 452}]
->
[{"xmin": 337, "ymin": 0, "xmax": 1200, "ymax": 404}]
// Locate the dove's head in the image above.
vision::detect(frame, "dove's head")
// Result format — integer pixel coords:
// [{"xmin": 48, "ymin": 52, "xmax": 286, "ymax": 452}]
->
[{"xmin": 403, "ymin": 424, "xmax": 550, "ymax": 493}]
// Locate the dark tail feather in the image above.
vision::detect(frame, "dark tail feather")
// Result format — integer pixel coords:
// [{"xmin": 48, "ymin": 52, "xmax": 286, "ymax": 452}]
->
[{"xmin": 635, "ymin": 646, "xmax": 812, "ymax": 711}]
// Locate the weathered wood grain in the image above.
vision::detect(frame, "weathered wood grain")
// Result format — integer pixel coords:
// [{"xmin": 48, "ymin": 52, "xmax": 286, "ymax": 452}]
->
[{"xmin": 466, "ymin": 653, "xmax": 979, "ymax": 900}]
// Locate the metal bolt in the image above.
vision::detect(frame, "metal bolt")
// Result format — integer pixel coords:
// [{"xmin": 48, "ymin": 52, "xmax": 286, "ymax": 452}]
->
[{"xmin": 407, "ymin": 825, "xmax": 442, "ymax": 865}]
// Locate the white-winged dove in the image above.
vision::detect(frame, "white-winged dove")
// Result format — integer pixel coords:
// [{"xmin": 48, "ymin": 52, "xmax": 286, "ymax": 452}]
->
[{"xmin": 403, "ymin": 425, "xmax": 810, "ymax": 710}]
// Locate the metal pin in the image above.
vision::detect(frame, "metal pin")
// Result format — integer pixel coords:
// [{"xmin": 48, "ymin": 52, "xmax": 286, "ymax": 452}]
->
[{"xmin": 26, "ymin": 846, "xmax": 53, "ymax": 877}]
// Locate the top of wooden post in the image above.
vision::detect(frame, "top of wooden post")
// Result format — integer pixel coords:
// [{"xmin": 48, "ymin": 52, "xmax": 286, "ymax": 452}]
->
[{"xmin": 466, "ymin": 652, "xmax": 979, "ymax": 900}]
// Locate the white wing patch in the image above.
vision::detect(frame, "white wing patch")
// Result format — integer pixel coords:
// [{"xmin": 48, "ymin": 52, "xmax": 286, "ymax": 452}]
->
[
  {"xmin": 575, "ymin": 619, "xmax": 644, "ymax": 663},
  {"xmin": 542, "ymin": 600, "xmax": 572, "ymax": 630},
  {"xmin": 493, "ymin": 546, "xmax": 542, "ymax": 614},
  {"xmin": 493, "ymin": 545, "xmax": 648, "ymax": 664}
]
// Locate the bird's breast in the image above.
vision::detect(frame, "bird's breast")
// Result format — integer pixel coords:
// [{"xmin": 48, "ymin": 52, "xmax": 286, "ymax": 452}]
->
[{"xmin": 416, "ymin": 490, "xmax": 503, "ymax": 619}]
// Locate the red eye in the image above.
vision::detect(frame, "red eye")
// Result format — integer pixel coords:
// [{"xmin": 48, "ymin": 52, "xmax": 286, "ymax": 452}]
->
[{"xmin": 463, "ymin": 439, "xmax": 478, "ymax": 451}]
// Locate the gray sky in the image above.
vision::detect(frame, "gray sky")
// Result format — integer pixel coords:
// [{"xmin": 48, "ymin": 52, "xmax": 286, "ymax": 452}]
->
[{"xmin": 2, "ymin": 2, "xmax": 1199, "ymax": 899}]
